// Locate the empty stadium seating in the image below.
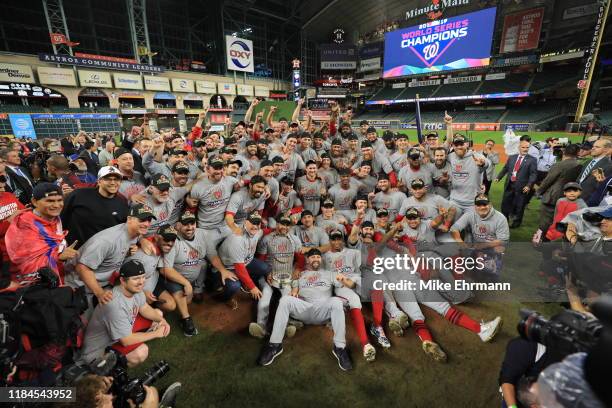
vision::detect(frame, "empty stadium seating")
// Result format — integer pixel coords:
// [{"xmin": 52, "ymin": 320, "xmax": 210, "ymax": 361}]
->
[
  {"xmin": 434, "ymin": 81, "xmax": 480, "ymax": 97},
  {"xmin": 452, "ymin": 109, "xmax": 504, "ymax": 122},
  {"xmin": 503, "ymin": 102, "xmax": 566, "ymax": 123},
  {"xmin": 478, "ymin": 73, "xmax": 531, "ymax": 94}
]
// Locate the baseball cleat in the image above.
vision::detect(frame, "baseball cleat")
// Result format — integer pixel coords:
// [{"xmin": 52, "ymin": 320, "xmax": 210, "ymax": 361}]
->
[
  {"xmin": 478, "ymin": 316, "xmax": 502, "ymax": 342},
  {"xmin": 285, "ymin": 324, "xmax": 297, "ymax": 338},
  {"xmin": 180, "ymin": 316, "xmax": 198, "ymax": 337},
  {"xmin": 249, "ymin": 322, "xmax": 267, "ymax": 339},
  {"xmin": 257, "ymin": 343, "xmax": 283, "ymax": 366},
  {"xmin": 422, "ymin": 340, "xmax": 447, "ymax": 363},
  {"xmin": 362, "ymin": 343, "xmax": 376, "ymax": 362},
  {"xmin": 388, "ymin": 317, "xmax": 404, "ymax": 337},
  {"xmin": 370, "ymin": 324, "xmax": 391, "ymax": 348},
  {"xmin": 332, "ymin": 346, "xmax": 353, "ymax": 371},
  {"xmin": 398, "ymin": 311, "xmax": 410, "ymax": 329}
]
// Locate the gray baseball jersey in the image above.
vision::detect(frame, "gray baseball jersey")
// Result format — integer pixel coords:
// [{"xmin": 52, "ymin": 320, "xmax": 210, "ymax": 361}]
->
[
  {"xmin": 296, "ymin": 176, "xmax": 325, "ymax": 215},
  {"xmin": 403, "ymin": 222, "xmax": 438, "ymax": 249},
  {"xmin": 398, "ymin": 163, "xmax": 435, "ymax": 191},
  {"xmin": 291, "ymin": 225, "xmax": 329, "ymax": 248},
  {"xmin": 352, "ymin": 152, "xmax": 393, "ymax": 175},
  {"xmin": 190, "ymin": 176, "xmax": 238, "ymax": 229},
  {"xmin": 74, "ymin": 223, "xmax": 138, "ymax": 290},
  {"xmin": 226, "ymin": 188, "xmax": 266, "ymax": 225},
  {"xmin": 323, "ymin": 248, "xmax": 362, "ymax": 280},
  {"xmin": 344, "ymin": 209, "xmax": 377, "ymax": 224},
  {"xmin": 163, "ymin": 228, "xmax": 210, "ymax": 282},
  {"xmin": 372, "ymin": 191, "xmax": 407, "ymax": 220},
  {"xmin": 275, "ymin": 190, "xmax": 302, "ymax": 216},
  {"xmin": 327, "ymin": 179, "xmax": 366, "ymax": 212},
  {"xmin": 399, "ymin": 193, "xmax": 450, "ymax": 220},
  {"xmin": 448, "ymin": 151, "xmax": 489, "ymax": 207},
  {"xmin": 318, "ymin": 168, "xmax": 339, "ymax": 188},
  {"xmin": 295, "ymin": 268, "xmax": 341, "ymax": 303},
  {"xmin": 389, "ymin": 151, "xmax": 410, "ymax": 173},
  {"xmin": 316, "ymin": 213, "xmax": 346, "ymax": 234},
  {"xmin": 80, "ymin": 285, "xmax": 145, "ymax": 362},
  {"xmin": 450, "ymin": 208, "xmax": 509, "ymax": 243},
  {"xmin": 118, "ymin": 172, "xmax": 146, "ymax": 201},
  {"xmin": 219, "ymin": 229, "xmax": 263, "ymax": 268},
  {"xmin": 145, "ymin": 186, "xmax": 189, "ymax": 235},
  {"xmin": 431, "ymin": 161, "xmax": 452, "ymax": 198},
  {"xmin": 142, "ymin": 152, "xmax": 173, "ymax": 179},
  {"xmin": 269, "ymin": 151, "xmax": 305, "ymax": 180}
]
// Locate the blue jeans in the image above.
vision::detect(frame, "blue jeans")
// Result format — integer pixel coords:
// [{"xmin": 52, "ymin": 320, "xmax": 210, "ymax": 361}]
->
[{"xmin": 213, "ymin": 258, "xmax": 271, "ymax": 301}]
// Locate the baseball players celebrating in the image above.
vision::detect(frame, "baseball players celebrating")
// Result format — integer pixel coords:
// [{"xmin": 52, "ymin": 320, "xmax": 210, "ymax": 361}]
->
[{"xmin": 257, "ymin": 248, "xmax": 353, "ymax": 371}]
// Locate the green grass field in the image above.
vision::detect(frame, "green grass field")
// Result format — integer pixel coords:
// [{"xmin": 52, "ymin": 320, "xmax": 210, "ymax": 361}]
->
[{"xmin": 141, "ymin": 133, "xmax": 565, "ymax": 407}]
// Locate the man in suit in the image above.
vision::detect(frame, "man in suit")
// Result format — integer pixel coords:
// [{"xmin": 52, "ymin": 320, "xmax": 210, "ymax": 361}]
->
[
  {"xmin": 536, "ymin": 144, "xmax": 583, "ymax": 235},
  {"xmin": 578, "ymin": 138, "xmax": 612, "ymax": 202},
  {"xmin": 0, "ymin": 148, "xmax": 34, "ymax": 205},
  {"xmin": 496, "ymin": 140, "xmax": 538, "ymax": 228},
  {"xmin": 79, "ymin": 140, "xmax": 100, "ymax": 175}
]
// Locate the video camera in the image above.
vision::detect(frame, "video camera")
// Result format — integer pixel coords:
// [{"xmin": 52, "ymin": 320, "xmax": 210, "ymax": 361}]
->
[{"xmin": 517, "ymin": 309, "xmax": 602, "ymax": 357}]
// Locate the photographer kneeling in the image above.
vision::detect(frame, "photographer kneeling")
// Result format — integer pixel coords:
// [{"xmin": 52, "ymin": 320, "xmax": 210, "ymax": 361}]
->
[
  {"xmin": 79, "ymin": 260, "xmax": 171, "ymax": 368},
  {"xmin": 58, "ymin": 374, "xmax": 159, "ymax": 408}
]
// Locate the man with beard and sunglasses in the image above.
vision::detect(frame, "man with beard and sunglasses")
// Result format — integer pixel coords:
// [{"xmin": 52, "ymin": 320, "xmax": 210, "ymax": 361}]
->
[
  {"xmin": 399, "ymin": 178, "xmax": 456, "ymax": 233},
  {"xmin": 447, "ymin": 135, "xmax": 490, "ymax": 213},
  {"xmin": 296, "ymin": 160, "xmax": 326, "ymax": 216},
  {"xmin": 257, "ymin": 248, "xmax": 354, "ymax": 371},
  {"xmin": 398, "ymin": 147, "xmax": 435, "ymax": 193},
  {"xmin": 250, "ymin": 214, "xmax": 303, "ymax": 338}
]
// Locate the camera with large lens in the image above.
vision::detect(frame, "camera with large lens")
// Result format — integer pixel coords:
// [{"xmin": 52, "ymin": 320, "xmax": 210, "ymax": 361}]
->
[
  {"xmin": 517, "ymin": 309, "xmax": 602, "ymax": 356},
  {"xmin": 111, "ymin": 358, "xmax": 170, "ymax": 407}
]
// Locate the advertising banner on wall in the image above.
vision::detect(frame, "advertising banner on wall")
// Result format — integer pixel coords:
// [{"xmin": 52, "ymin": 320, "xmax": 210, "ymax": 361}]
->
[
  {"xmin": 359, "ymin": 42, "xmax": 384, "ymax": 59},
  {"xmin": 78, "ymin": 70, "xmax": 112, "ymax": 88},
  {"xmin": 9, "ymin": 114, "xmax": 36, "ymax": 138},
  {"xmin": 39, "ymin": 53, "xmax": 164, "ymax": 73},
  {"xmin": 358, "ymin": 57, "xmax": 381, "ymax": 72},
  {"xmin": 195, "ymin": 80, "xmax": 217, "ymax": 94},
  {"xmin": 37, "ymin": 67, "xmax": 77, "ymax": 86},
  {"xmin": 226, "ymin": 36, "xmax": 255, "ymax": 73},
  {"xmin": 113, "ymin": 73, "xmax": 143, "ymax": 90},
  {"xmin": 237, "ymin": 84, "xmax": 254, "ymax": 96},
  {"xmin": 499, "ymin": 8, "xmax": 544, "ymax": 53},
  {"xmin": 171, "ymin": 78, "xmax": 195, "ymax": 93},
  {"xmin": 0, "ymin": 63, "xmax": 35, "ymax": 83},
  {"xmin": 320, "ymin": 44, "xmax": 357, "ymax": 70},
  {"xmin": 144, "ymin": 76, "xmax": 170, "ymax": 91},
  {"xmin": 217, "ymin": 82, "xmax": 236, "ymax": 95}
]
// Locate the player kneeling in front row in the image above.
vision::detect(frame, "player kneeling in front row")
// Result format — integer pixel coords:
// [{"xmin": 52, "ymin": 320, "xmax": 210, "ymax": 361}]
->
[{"xmin": 257, "ymin": 248, "xmax": 353, "ymax": 371}]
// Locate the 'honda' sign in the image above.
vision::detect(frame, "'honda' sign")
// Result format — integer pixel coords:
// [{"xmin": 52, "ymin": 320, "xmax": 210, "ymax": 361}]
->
[{"xmin": 226, "ymin": 36, "xmax": 254, "ymax": 73}]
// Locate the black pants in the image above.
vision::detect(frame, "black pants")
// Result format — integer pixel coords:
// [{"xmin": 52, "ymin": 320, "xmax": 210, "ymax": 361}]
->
[
  {"xmin": 501, "ymin": 183, "xmax": 529, "ymax": 224},
  {"xmin": 483, "ymin": 175, "xmax": 493, "ymax": 195}
]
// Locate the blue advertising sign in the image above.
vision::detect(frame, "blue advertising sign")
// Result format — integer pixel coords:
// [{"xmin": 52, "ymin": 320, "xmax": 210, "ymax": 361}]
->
[
  {"xmin": 8, "ymin": 114, "xmax": 37, "ymax": 138},
  {"xmin": 383, "ymin": 7, "xmax": 497, "ymax": 78},
  {"xmin": 504, "ymin": 123, "xmax": 530, "ymax": 132}
]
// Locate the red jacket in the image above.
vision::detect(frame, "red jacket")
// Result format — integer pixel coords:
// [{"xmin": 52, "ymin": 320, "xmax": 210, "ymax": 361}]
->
[
  {"xmin": 5, "ymin": 211, "xmax": 67, "ymax": 285},
  {"xmin": 546, "ymin": 198, "xmax": 586, "ymax": 241}
]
